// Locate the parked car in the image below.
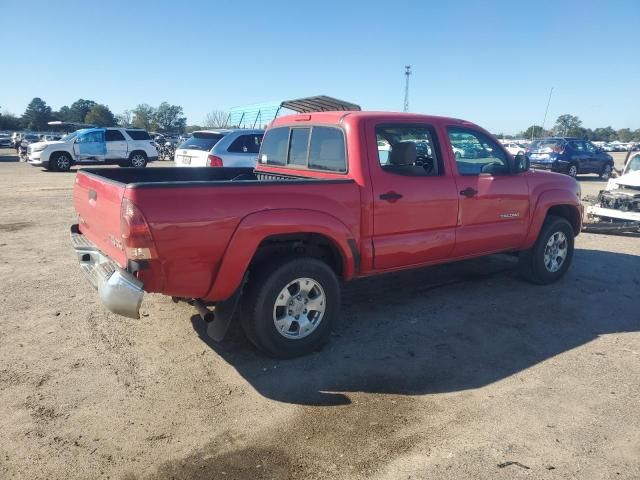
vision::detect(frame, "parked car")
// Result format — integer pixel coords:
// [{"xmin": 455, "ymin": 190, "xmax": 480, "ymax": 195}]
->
[
  {"xmin": 71, "ymin": 111, "xmax": 582, "ymax": 358},
  {"xmin": 587, "ymin": 151, "xmax": 640, "ymax": 224},
  {"xmin": 527, "ymin": 137, "xmax": 614, "ymax": 179},
  {"xmin": 0, "ymin": 134, "xmax": 12, "ymax": 147},
  {"xmin": 28, "ymin": 127, "xmax": 157, "ymax": 171},
  {"xmin": 503, "ymin": 142, "xmax": 526, "ymax": 156},
  {"xmin": 174, "ymin": 129, "xmax": 264, "ymax": 167}
]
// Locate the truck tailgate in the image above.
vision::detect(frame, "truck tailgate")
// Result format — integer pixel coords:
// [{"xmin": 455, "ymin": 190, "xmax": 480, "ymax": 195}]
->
[{"xmin": 73, "ymin": 171, "xmax": 128, "ymax": 267}]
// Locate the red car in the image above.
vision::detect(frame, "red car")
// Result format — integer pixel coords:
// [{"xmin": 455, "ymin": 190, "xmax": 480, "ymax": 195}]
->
[{"xmin": 72, "ymin": 111, "xmax": 583, "ymax": 358}]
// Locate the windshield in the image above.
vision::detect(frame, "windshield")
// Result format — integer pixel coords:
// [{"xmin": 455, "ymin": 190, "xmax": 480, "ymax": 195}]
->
[
  {"xmin": 624, "ymin": 154, "xmax": 640, "ymax": 174},
  {"xmin": 60, "ymin": 132, "xmax": 77, "ymax": 142},
  {"xmin": 178, "ymin": 132, "xmax": 226, "ymax": 151},
  {"xmin": 24, "ymin": 135, "xmax": 39, "ymax": 141},
  {"xmin": 529, "ymin": 139, "xmax": 563, "ymax": 152}
]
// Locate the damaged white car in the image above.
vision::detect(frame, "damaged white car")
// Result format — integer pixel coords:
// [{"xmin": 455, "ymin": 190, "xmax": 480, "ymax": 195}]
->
[{"xmin": 585, "ymin": 152, "xmax": 640, "ymax": 232}]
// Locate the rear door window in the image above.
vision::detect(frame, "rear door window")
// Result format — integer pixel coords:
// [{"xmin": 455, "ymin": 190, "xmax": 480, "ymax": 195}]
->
[
  {"xmin": 105, "ymin": 130, "xmax": 125, "ymax": 141},
  {"xmin": 228, "ymin": 134, "xmax": 263, "ymax": 154},
  {"xmin": 125, "ymin": 130, "xmax": 151, "ymax": 140}
]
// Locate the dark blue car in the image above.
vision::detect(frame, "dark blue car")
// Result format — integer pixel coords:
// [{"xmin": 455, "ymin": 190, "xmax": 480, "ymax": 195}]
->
[{"xmin": 527, "ymin": 137, "xmax": 614, "ymax": 179}]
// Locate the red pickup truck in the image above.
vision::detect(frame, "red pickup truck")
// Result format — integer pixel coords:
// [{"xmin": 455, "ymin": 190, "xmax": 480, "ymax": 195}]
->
[{"xmin": 71, "ymin": 111, "xmax": 583, "ymax": 358}]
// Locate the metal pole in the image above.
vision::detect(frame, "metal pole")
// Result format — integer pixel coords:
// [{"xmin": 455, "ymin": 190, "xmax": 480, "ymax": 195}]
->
[
  {"xmin": 403, "ymin": 65, "xmax": 411, "ymax": 112},
  {"xmin": 540, "ymin": 87, "xmax": 554, "ymax": 136}
]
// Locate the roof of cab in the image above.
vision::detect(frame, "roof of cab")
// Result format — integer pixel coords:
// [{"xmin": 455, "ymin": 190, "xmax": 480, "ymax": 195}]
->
[{"xmin": 270, "ymin": 111, "xmax": 479, "ymax": 128}]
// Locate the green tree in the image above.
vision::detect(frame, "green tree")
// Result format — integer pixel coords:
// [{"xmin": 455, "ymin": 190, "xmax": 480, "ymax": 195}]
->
[
  {"xmin": 131, "ymin": 104, "xmax": 156, "ymax": 131},
  {"xmin": 22, "ymin": 97, "xmax": 52, "ymax": 130},
  {"xmin": 633, "ymin": 129, "xmax": 640, "ymax": 142},
  {"xmin": 520, "ymin": 125, "xmax": 549, "ymax": 139},
  {"xmin": 617, "ymin": 128, "xmax": 633, "ymax": 142},
  {"xmin": 116, "ymin": 110, "xmax": 133, "ymax": 127},
  {"xmin": 185, "ymin": 125, "xmax": 203, "ymax": 133},
  {"xmin": 0, "ymin": 110, "xmax": 23, "ymax": 130},
  {"xmin": 553, "ymin": 114, "xmax": 582, "ymax": 136},
  {"xmin": 84, "ymin": 104, "xmax": 117, "ymax": 127},
  {"xmin": 55, "ymin": 105, "xmax": 71, "ymax": 121},
  {"xmin": 592, "ymin": 127, "xmax": 617, "ymax": 142},
  {"xmin": 67, "ymin": 99, "xmax": 97, "ymax": 123},
  {"xmin": 154, "ymin": 102, "xmax": 187, "ymax": 133}
]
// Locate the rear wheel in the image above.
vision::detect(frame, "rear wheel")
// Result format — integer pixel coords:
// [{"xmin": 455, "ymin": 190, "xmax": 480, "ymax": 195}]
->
[
  {"xmin": 241, "ymin": 257, "xmax": 340, "ymax": 358},
  {"xmin": 50, "ymin": 152, "xmax": 72, "ymax": 172},
  {"xmin": 129, "ymin": 152, "xmax": 147, "ymax": 168},
  {"xmin": 567, "ymin": 163, "xmax": 578, "ymax": 178},
  {"xmin": 519, "ymin": 216, "xmax": 574, "ymax": 285}
]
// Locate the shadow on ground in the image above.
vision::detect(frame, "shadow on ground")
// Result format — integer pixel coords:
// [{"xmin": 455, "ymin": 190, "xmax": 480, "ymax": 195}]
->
[
  {"xmin": 0, "ymin": 151, "xmax": 18, "ymax": 162},
  {"xmin": 191, "ymin": 249, "xmax": 639, "ymax": 406}
]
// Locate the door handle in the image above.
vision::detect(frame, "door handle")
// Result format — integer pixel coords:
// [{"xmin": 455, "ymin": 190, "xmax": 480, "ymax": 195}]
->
[
  {"xmin": 460, "ymin": 187, "xmax": 478, "ymax": 198},
  {"xmin": 379, "ymin": 191, "xmax": 403, "ymax": 202}
]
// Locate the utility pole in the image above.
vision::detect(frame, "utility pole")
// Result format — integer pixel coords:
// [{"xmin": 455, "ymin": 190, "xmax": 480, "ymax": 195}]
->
[{"xmin": 403, "ymin": 65, "xmax": 411, "ymax": 112}]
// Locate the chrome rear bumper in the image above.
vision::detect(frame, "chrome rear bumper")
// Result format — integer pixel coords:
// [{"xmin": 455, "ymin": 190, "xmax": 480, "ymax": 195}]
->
[{"xmin": 70, "ymin": 225, "xmax": 143, "ymax": 319}]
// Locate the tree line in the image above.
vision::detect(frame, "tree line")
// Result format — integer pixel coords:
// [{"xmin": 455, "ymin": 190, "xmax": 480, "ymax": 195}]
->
[
  {"xmin": 0, "ymin": 97, "xmax": 191, "ymax": 134},
  {"xmin": 504, "ymin": 114, "xmax": 640, "ymax": 142}
]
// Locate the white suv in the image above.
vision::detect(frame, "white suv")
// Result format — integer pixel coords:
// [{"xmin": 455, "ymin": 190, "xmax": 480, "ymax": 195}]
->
[
  {"xmin": 28, "ymin": 127, "xmax": 158, "ymax": 171},
  {"xmin": 174, "ymin": 129, "xmax": 263, "ymax": 167}
]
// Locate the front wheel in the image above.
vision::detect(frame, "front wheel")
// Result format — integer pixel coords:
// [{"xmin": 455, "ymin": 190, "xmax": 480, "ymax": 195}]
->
[
  {"xmin": 241, "ymin": 257, "xmax": 341, "ymax": 358},
  {"xmin": 599, "ymin": 163, "xmax": 613, "ymax": 180},
  {"xmin": 49, "ymin": 152, "xmax": 72, "ymax": 172},
  {"xmin": 567, "ymin": 163, "xmax": 578, "ymax": 178},
  {"xmin": 518, "ymin": 216, "xmax": 574, "ymax": 285}
]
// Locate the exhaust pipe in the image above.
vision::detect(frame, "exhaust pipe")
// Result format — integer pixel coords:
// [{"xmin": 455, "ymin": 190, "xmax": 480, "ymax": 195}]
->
[{"xmin": 193, "ymin": 299, "xmax": 215, "ymax": 323}]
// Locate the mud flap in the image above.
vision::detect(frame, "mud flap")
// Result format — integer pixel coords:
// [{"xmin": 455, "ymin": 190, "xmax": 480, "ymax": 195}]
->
[{"xmin": 206, "ymin": 280, "xmax": 246, "ymax": 342}]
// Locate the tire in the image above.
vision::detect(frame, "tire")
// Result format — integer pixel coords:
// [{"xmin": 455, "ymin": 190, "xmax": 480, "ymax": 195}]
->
[
  {"xmin": 50, "ymin": 152, "xmax": 72, "ymax": 172},
  {"xmin": 599, "ymin": 163, "xmax": 613, "ymax": 180},
  {"xmin": 567, "ymin": 163, "xmax": 578, "ymax": 178},
  {"xmin": 128, "ymin": 152, "xmax": 147, "ymax": 168},
  {"xmin": 518, "ymin": 216, "xmax": 574, "ymax": 285},
  {"xmin": 241, "ymin": 257, "xmax": 341, "ymax": 358}
]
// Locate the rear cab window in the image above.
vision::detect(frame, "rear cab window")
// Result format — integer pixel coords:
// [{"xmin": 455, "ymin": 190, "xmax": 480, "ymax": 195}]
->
[{"xmin": 259, "ymin": 126, "xmax": 346, "ymax": 173}]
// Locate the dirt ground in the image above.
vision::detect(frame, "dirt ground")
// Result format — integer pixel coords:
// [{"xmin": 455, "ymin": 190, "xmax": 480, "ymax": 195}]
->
[{"xmin": 0, "ymin": 150, "xmax": 638, "ymax": 480}]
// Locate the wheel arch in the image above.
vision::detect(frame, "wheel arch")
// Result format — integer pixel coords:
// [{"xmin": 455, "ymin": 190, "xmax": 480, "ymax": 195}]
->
[
  {"xmin": 523, "ymin": 190, "xmax": 583, "ymax": 249},
  {"xmin": 205, "ymin": 209, "xmax": 358, "ymax": 302}
]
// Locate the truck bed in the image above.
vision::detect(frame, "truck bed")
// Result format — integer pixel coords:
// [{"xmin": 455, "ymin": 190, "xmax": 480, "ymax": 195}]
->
[
  {"xmin": 79, "ymin": 167, "xmax": 353, "ymax": 187},
  {"xmin": 73, "ymin": 167, "xmax": 360, "ymax": 300}
]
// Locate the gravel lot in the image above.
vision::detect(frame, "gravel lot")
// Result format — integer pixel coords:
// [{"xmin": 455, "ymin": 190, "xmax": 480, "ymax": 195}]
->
[{"xmin": 0, "ymin": 149, "xmax": 638, "ymax": 480}]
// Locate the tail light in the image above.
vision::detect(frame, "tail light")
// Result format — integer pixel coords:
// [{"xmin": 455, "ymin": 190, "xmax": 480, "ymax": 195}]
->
[
  {"xmin": 206, "ymin": 154, "xmax": 223, "ymax": 167},
  {"xmin": 120, "ymin": 198, "xmax": 157, "ymax": 260}
]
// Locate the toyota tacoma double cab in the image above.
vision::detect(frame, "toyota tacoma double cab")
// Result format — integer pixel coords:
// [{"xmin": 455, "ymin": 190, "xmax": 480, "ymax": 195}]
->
[
  {"xmin": 29, "ymin": 127, "xmax": 157, "ymax": 171},
  {"xmin": 71, "ymin": 111, "xmax": 583, "ymax": 358}
]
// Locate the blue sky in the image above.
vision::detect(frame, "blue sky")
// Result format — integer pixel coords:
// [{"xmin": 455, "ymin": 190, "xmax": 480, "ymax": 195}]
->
[{"xmin": 2, "ymin": 0, "xmax": 638, "ymax": 133}]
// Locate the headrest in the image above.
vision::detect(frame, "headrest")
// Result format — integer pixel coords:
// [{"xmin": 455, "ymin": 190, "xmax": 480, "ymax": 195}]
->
[{"xmin": 388, "ymin": 141, "xmax": 416, "ymax": 166}]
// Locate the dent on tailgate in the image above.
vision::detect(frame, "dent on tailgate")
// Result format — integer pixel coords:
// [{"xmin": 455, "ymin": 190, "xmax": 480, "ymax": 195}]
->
[{"xmin": 73, "ymin": 172, "xmax": 128, "ymax": 267}]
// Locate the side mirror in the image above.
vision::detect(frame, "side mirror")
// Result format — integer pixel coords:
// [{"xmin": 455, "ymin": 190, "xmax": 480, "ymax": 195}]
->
[{"xmin": 514, "ymin": 152, "xmax": 530, "ymax": 173}]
